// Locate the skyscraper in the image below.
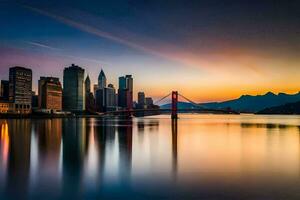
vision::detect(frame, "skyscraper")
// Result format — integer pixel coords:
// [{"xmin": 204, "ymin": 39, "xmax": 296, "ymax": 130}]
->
[
  {"xmin": 125, "ymin": 75, "xmax": 133, "ymax": 110},
  {"xmin": 118, "ymin": 76, "xmax": 127, "ymax": 108},
  {"xmin": 9, "ymin": 66, "xmax": 32, "ymax": 113},
  {"xmin": 118, "ymin": 75, "xmax": 133, "ymax": 110},
  {"xmin": 98, "ymin": 69, "xmax": 106, "ymax": 89},
  {"xmin": 95, "ymin": 69, "xmax": 107, "ymax": 112},
  {"xmin": 95, "ymin": 88, "xmax": 104, "ymax": 112},
  {"xmin": 85, "ymin": 75, "xmax": 91, "ymax": 94},
  {"xmin": 38, "ymin": 77, "xmax": 62, "ymax": 111},
  {"xmin": 63, "ymin": 64, "xmax": 85, "ymax": 111},
  {"xmin": 137, "ymin": 92, "xmax": 145, "ymax": 109},
  {"xmin": 85, "ymin": 75, "xmax": 95, "ymax": 112},
  {"xmin": 105, "ymin": 84, "xmax": 117, "ymax": 111}
]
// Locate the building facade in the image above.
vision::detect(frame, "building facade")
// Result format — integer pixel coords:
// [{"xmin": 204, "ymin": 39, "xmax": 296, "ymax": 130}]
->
[
  {"xmin": 9, "ymin": 66, "xmax": 32, "ymax": 114},
  {"xmin": 63, "ymin": 64, "xmax": 85, "ymax": 111},
  {"xmin": 118, "ymin": 75, "xmax": 133, "ymax": 110},
  {"xmin": 105, "ymin": 84, "xmax": 117, "ymax": 111},
  {"xmin": 38, "ymin": 77, "xmax": 62, "ymax": 111},
  {"xmin": 0, "ymin": 101, "xmax": 11, "ymax": 113},
  {"xmin": 85, "ymin": 75, "xmax": 95, "ymax": 112},
  {"xmin": 95, "ymin": 88, "xmax": 104, "ymax": 112},
  {"xmin": 98, "ymin": 69, "xmax": 106, "ymax": 89}
]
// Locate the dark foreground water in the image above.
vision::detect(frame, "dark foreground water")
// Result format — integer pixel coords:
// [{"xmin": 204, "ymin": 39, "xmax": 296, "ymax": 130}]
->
[{"xmin": 1, "ymin": 114, "xmax": 300, "ymax": 199}]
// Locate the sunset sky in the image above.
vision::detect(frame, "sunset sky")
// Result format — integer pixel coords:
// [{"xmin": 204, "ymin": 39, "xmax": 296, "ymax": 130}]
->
[{"xmin": 0, "ymin": 0, "xmax": 299, "ymax": 102}]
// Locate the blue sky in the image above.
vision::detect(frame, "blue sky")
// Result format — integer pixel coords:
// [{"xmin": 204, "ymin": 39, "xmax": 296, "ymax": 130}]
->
[{"xmin": 0, "ymin": 0, "xmax": 299, "ymax": 102}]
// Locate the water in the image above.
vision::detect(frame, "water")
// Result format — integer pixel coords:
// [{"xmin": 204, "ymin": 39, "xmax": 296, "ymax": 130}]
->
[{"xmin": 1, "ymin": 114, "xmax": 300, "ymax": 199}]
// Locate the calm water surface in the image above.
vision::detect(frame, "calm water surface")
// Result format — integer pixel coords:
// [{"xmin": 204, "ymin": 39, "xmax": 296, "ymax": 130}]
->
[{"xmin": 1, "ymin": 114, "xmax": 300, "ymax": 199}]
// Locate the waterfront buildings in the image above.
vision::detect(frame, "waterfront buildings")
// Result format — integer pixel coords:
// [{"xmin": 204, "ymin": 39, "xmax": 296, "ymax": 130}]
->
[
  {"xmin": 118, "ymin": 75, "xmax": 133, "ymax": 110},
  {"xmin": 9, "ymin": 66, "xmax": 32, "ymax": 113},
  {"xmin": 0, "ymin": 65, "xmax": 139, "ymax": 115},
  {"xmin": 95, "ymin": 69, "xmax": 107, "ymax": 112},
  {"xmin": 95, "ymin": 88, "xmax": 104, "ymax": 112},
  {"xmin": 63, "ymin": 64, "xmax": 85, "ymax": 111},
  {"xmin": 98, "ymin": 69, "xmax": 106, "ymax": 89},
  {"xmin": 85, "ymin": 75, "xmax": 95, "ymax": 112},
  {"xmin": 85, "ymin": 75, "xmax": 91, "ymax": 94},
  {"xmin": 38, "ymin": 77, "xmax": 63, "ymax": 111},
  {"xmin": 104, "ymin": 84, "xmax": 117, "ymax": 111}
]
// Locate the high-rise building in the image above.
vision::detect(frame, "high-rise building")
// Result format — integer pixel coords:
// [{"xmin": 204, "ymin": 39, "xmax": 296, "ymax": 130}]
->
[
  {"xmin": 118, "ymin": 76, "xmax": 127, "ymax": 108},
  {"xmin": 105, "ymin": 84, "xmax": 117, "ymax": 111},
  {"xmin": 85, "ymin": 75, "xmax": 95, "ymax": 112},
  {"xmin": 9, "ymin": 66, "xmax": 32, "ymax": 113},
  {"xmin": 95, "ymin": 69, "xmax": 107, "ymax": 112},
  {"xmin": 0, "ymin": 80, "xmax": 9, "ymax": 100},
  {"xmin": 85, "ymin": 75, "xmax": 91, "ymax": 94},
  {"xmin": 118, "ymin": 75, "xmax": 133, "ymax": 110},
  {"xmin": 38, "ymin": 77, "xmax": 62, "ymax": 111},
  {"xmin": 98, "ymin": 69, "xmax": 106, "ymax": 89},
  {"xmin": 137, "ymin": 92, "xmax": 145, "ymax": 109},
  {"xmin": 95, "ymin": 88, "xmax": 104, "ymax": 112},
  {"xmin": 63, "ymin": 64, "xmax": 85, "ymax": 111}
]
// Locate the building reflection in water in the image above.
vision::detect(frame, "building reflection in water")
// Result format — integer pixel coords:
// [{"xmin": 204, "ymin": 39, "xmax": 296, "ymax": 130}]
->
[
  {"xmin": 83, "ymin": 118, "xmax": 100, "ymax": 189},
  {"xmin": 117, "ymin": 118, "xmax": 133, "ymax": 183},
  {"xmin": 30, "ymin": 119, "xmax": 62, "ymax": 196},
  {"xmin": 0, "ymin": 121, "xmax": 9, "ymax": 192},
  {"xmin": 62, "ymin": 118, "xmax": 86, "ymax": 198},
  {"xmin": 5, "ymin": 119, "xmax": 31, "ymax": 198}
]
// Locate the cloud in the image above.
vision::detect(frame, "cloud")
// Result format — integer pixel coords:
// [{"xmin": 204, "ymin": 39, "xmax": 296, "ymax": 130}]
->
[
  {"xmin": 24, "ymin": 40, "xmax": 110, "ymax": 65},
  {"xmin": 24, "ymin": 41, "xmax": 61, "ymax": 51},
  {"xmin": 21, "ymin": 4, "xmax": 265, "ymax": 76}
]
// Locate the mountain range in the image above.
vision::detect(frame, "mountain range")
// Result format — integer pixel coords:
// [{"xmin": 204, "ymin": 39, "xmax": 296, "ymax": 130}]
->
[
  {"xmin": 160, "ymin": 92, "xmax": 300, "ymax": 113},
  {"xmin": 257, "ymin": 101, "xmax": 300, "ymax": 114}
]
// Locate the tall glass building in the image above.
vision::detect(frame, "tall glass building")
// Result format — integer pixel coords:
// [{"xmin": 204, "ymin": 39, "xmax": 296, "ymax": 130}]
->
[
  {"xmin": 98, "ymin": 69, "xmax": 106, "ymax": 89},
  {"xmin": 118, "ymin": 75, "xmax": 133, "ymax": 110},
  {"xmin": 9, "ymin": 66, "xmax": 32, "ymax": 113},
  {"xmin": 63, "ymin": 64, "xmax": 85, "ymax": 111}
]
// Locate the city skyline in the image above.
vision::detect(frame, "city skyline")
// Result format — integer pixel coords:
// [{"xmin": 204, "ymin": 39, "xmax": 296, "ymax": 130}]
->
[{"xmin": 0, "ymin": 0, "xmax": 300, "ymax": 102}]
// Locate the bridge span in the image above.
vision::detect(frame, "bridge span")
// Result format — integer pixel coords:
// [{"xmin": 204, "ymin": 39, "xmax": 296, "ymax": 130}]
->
[{"xmin": 100, "ymin": 91, "xmax": 239, "ymax": 118}]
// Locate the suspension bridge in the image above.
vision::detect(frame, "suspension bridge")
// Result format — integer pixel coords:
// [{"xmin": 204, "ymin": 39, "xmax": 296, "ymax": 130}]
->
[{"xmin": 102, "ymin": 91, "xmax": 238, "ymax": 118}]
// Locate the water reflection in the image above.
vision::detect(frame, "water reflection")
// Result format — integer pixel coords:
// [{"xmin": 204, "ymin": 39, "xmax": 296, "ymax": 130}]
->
[
  {"xmin": 6, "ymin": 120, "xmax": 31, "ymax": 198},
  {"xmin": 172, "ymin": 119, "xmax": 178, "ymax": 180},
  {"xmin": 0, "ymin": 115, "xmax": 300, "ymax": 199}
]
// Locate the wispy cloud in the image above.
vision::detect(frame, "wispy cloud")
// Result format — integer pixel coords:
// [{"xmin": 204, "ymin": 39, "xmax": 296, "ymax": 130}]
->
[
  {"xmin": 24, "ymin": 40, "xmax": 110, "ymax": 65},
  {"xmin": 24, "ymin": 41, "xmax": 61, "ymax": 51}
]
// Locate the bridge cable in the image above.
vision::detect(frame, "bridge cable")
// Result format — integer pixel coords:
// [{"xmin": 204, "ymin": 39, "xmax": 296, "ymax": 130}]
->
[
  {"xmin": 178, "ymin": 94, "xmax": 201, "ymax": 108},
  {"xmin": 154, "ymin": 92, "xmax": 172, "ymax": 105}
]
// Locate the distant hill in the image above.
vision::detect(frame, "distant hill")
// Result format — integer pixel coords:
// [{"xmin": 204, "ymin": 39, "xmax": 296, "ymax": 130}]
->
[
  {"xmin": 257, "ymin": 101, "xmax": 300, "ymax": 114},
  {"xmin": 201, "ymin": 92, "xmax": 300, "ymax": 113}
]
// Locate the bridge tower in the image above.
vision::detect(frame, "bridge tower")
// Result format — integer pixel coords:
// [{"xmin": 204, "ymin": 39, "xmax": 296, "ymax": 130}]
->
[{"xmin": 171, "ymin": 91, "xmax": 178, "ymax": 119}]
